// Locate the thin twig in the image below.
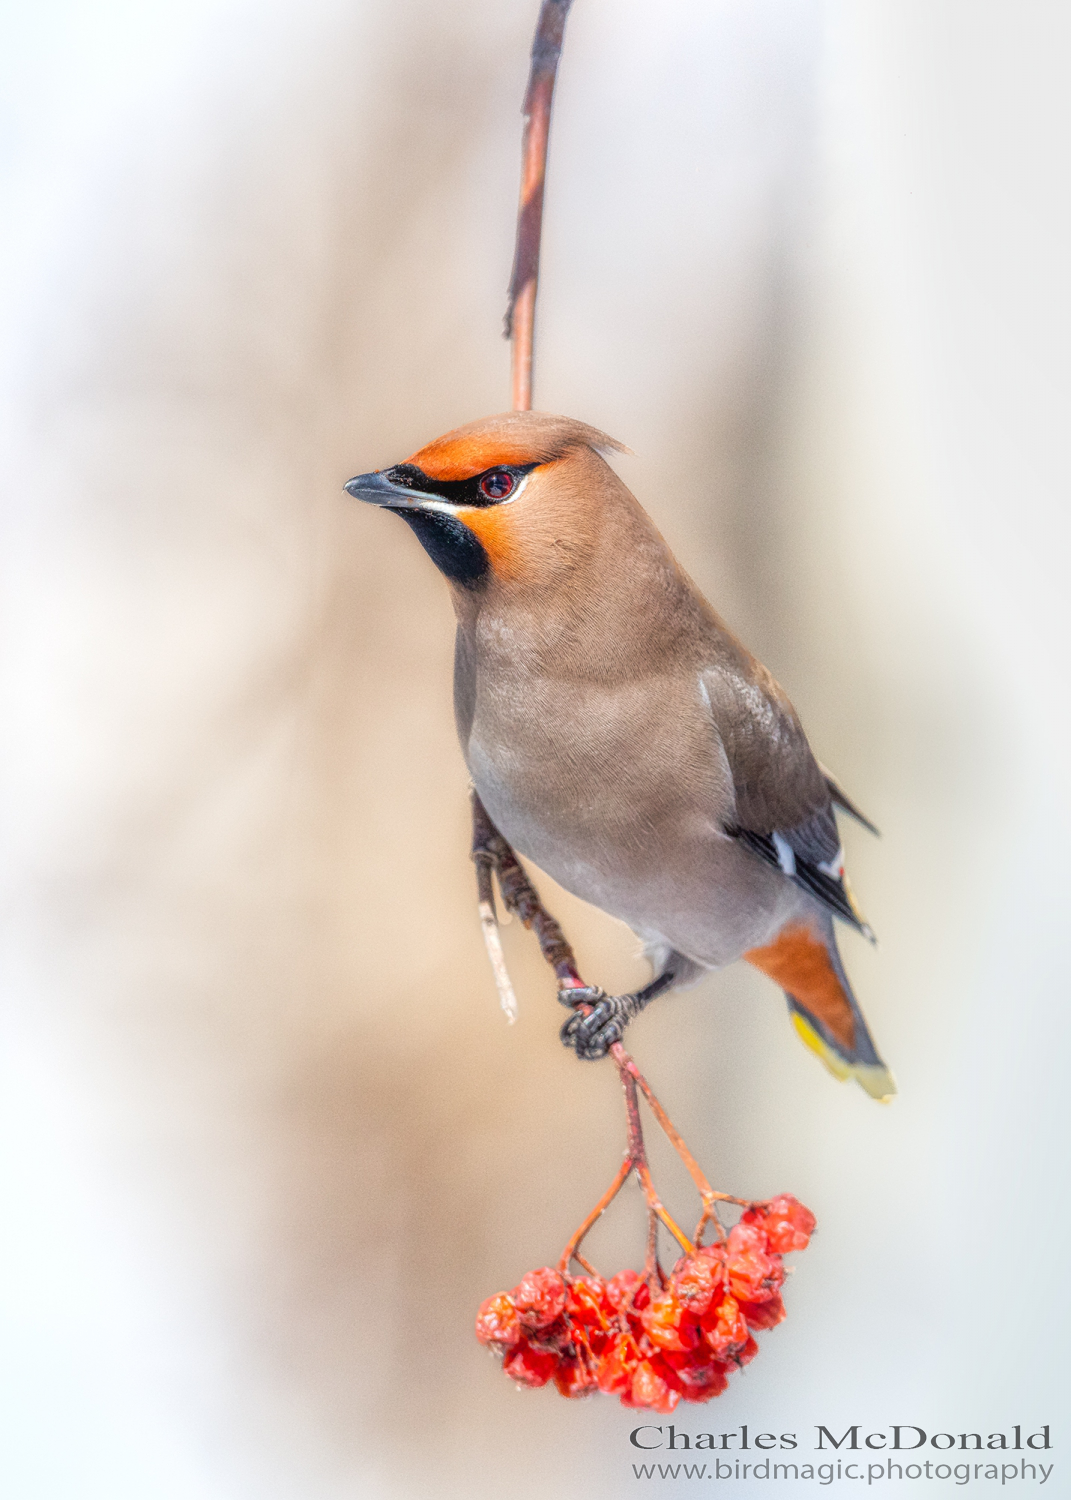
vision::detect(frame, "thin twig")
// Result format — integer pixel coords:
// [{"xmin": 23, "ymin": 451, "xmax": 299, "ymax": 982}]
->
[
  {"xmin": 621, "ymin": 1069, "xmax": 694, "ymax": 1256},
  {"xmin": 506, "ymin": 0, "xmax": 575, "ymax": 411},
  {"xmin": 475, "ymin": 854, "xmax": 518, "ymax": 1022},
  {"xmin": 557, "ymin": 1156, "xmax": 632, "ymax": 1275},
  {"xmin": 615, "ymin": 1047, "xmax": 746, "ymax": 1245},
  {"xmin": 616, "ymin": 1050, "xmax": 713, "ymax": 1199},
  {"xmin": 643, "ymin": 1206, "xmax": 662, "ymax": 1286}
]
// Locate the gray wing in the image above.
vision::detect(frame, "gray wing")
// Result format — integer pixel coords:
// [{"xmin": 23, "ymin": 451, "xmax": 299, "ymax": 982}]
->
[{"xmin": 701, "ymin": 659, "xmax": 875, "ymax": 938}]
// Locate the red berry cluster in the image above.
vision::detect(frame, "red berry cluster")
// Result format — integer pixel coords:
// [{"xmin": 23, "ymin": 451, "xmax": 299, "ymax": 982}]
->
[{"xmin": 475, "ymin": 1195, "xmax": 815, "ymax": 1409}]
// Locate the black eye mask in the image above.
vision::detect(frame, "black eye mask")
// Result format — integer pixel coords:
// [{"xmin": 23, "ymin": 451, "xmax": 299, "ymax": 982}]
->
[{"xmin": 383, "ymin": 462, "xmax": 537, "ymax": 508}]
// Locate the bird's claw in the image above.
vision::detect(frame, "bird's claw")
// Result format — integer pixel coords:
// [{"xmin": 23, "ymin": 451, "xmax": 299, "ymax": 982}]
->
[
  {"xmin": 559, "ymin": 993, "xmax": 630, "ymax": 1060},
  {"xmin": 556, "ymin": 983, "xmax": 606, "ymax": 1010}
]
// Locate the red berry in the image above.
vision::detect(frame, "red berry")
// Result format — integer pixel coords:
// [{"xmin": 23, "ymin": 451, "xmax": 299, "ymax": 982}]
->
[
  {"xmin": 726, "ymin": 1224, "xmax": 784, "ymax": 1304},
  {"xmin": 554, "ymin": 1355, "xmax": 599, "ymax": 1399},
  {"xmin": 663, "ymin": 1347, "xmax": 727, "ymax": 1395},
  {"xmin": 670, "ymin": 1247, "xmax": 724, "ymax": 1317},
  {"xmin": 567, "ymin": 1276, "xmax": 611, "ymax": 1326},
  {"xmin": 512, "ymin": 1267, "xmax": 567, "ymax": 1332},
  {"xmin": 596, "ymin": 1334, "xmax": 638, "ymax": 1396},
  {"xmin": 743, "ymin": 1195, "xmax": 816, "ymax": 1253},
  {"xmin": 726, "ymin": 1250, "xmax": 772, "ymax": 1301},
  {"xmin": 731, "ymin": 1333, "xmax": 759, "ymax": 1367},
  {"xmin": 700, "ymin": 1292, "xmax": 749, "ymax": 1358},
  {"xmin": 606, "ymin": 1270, "xmax": 647, "ymax": 1312},
  {"xmin": 475, "ymin": 1292, "xmax": 521, "ymax": 1352},
  {"xmin": 525, "ymin": 1315, "xmax": 572, "ymax": 1355},
  {"xmin": 739, "ymin": 1292, "xmax": 786, "ymax": 1331},
  {"xmin": 763, "ymin": 1195, "xmax": 817, "ymax": 1252},
  {"xmin": 674, "ymin": 1360, "xmax": 730, "ymax": 1403},
  {"xmin": 641, "ymin": 1292, "xmax": 699, "ymax": 1353},
  {"xmin": 503, "ymin": 1338, "xmax": 559, "ymax": 1388},
  {"xmin": 631, "ymin": 1359, "xmax": 681, "ymax": 1413},
  {"xmin": 728, "ymin": 1220, "xmax": 770, "ymax": 1256}
]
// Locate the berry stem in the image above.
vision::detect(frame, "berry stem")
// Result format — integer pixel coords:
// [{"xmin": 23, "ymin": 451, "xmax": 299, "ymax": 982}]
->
[
  {"xmin": 615, "ymin": 1049, "xmax": 750, "ymax": 1243},
  {"xmin": 642, "ymin": 1205, "xmax": 664, "ymax": 1288},
  {"xmin": 620, "ymin": 1066, "xmax": 694, "ymax": 1255},
  {"xmin": 556, "ymin": 1067, "xmax": 696, "ymax": 1274},
  {"xmin": 557, "ymin": 1156, "xmax": 632, "ymax": 1275}
]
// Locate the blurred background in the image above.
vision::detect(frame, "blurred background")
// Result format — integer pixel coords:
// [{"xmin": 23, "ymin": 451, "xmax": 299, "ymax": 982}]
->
[{"xmin": 1, "ymin": 1, "xmax": 1067, "ymax": 1496}]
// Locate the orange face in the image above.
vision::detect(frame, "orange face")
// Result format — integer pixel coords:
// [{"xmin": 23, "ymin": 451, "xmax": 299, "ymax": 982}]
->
[
  {"xmin": 399, "ymin": 432, "xmax": 558, "ymax": 584},
  {"xmin": 346, "ymin": 411, "xmax": 625, "ymax": 591}
]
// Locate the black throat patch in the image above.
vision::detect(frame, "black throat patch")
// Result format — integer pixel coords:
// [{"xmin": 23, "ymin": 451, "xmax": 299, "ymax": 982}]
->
[{"xmin": 394, "ymin": 508, "xmax": 489, "ymax": 587}]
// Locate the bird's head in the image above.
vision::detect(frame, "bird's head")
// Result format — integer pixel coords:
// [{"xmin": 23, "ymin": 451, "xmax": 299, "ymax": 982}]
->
[{"xmin": 344, "ymin": 411, "xmax": 628, "ymax": 598}]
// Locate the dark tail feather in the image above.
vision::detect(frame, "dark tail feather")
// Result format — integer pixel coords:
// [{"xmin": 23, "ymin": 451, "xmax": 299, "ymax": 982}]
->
[{"xmin": 819, "ymin": 763, "xmax": 881, "ymax": 837}]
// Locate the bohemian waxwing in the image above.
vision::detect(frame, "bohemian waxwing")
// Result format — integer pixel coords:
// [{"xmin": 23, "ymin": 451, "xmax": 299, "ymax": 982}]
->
[{"xmin": 345, "ymin": 411, "xmax": 895, "ymax": 1100}]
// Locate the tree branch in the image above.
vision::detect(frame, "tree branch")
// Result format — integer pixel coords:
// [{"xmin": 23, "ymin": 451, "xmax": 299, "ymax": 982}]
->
[{"xmin": 505, "ymin": 0, "xmax": 575, "ymax": 411}]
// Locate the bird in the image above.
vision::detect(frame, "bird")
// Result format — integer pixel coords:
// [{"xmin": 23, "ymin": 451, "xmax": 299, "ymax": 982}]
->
[{"xmin": 345, "ymin": 410, "xmax": 895, "ymax": 1100}]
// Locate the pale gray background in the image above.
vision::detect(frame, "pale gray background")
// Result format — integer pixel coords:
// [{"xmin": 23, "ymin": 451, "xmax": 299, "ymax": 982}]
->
[{"xmin": 1, "ymin": 2, "xmax": 1067, "ymax": 1496}]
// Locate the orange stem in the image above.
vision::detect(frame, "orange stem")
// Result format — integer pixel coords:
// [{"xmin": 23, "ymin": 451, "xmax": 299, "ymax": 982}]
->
[
  {"xmin": 506, "ymin": 0, "xmax": 575, "ymax": 411},
  {"xmin": 557, "ymin": 1156, "xmax": 631, "ymax": 1274},
  {"xmin": 634, "ymin": 1158, "xmax": 694, "ymax": 1256},
  {"xmin": 619, "ymin": 1067, "xmax": 694, "ymax": 1256},
  {"xmin": 614, "ymin": 1046, "xmax": 749, "ymax": 1243}
]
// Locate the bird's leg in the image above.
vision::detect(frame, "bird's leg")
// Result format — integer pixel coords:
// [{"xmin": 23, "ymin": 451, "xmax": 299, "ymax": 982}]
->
[
  {"xmin": 558, "ymin": 969, "xmax": 677, "ymax": 1060},
  {"xmin": 471, "ymin": 791, "xmax": 679, "ymax": 1056},
  {"xmin": 471, "ymin": 791, "xmax": 581, "ymax": 989}
]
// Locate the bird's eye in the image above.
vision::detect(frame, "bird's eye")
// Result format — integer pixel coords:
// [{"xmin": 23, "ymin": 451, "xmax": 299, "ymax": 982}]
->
[{"xmin": 478, "ymin": 469, "xmax": 515, "ymax": 501}]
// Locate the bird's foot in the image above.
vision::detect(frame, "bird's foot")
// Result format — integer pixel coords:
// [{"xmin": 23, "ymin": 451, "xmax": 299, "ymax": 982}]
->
[
  {"xmin": 558, "ymin": 986, "xmax": 633, "ymax": 1059},
  {"xmin": 557, "ymin": 971, "xmax": 678, "ymax": 1060}
]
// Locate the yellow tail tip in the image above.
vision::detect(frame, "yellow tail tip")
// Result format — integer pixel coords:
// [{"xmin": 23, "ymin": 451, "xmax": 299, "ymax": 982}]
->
[{"xmin": 791, "ymin": 1012, "xmax": 897, "ymax": 1102}]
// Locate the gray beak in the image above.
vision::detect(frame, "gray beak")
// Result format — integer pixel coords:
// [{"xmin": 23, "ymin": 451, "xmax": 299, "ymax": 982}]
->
[{"xmin": 343, "ymin": 470, "xmax": 443, "ymax": 509}]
